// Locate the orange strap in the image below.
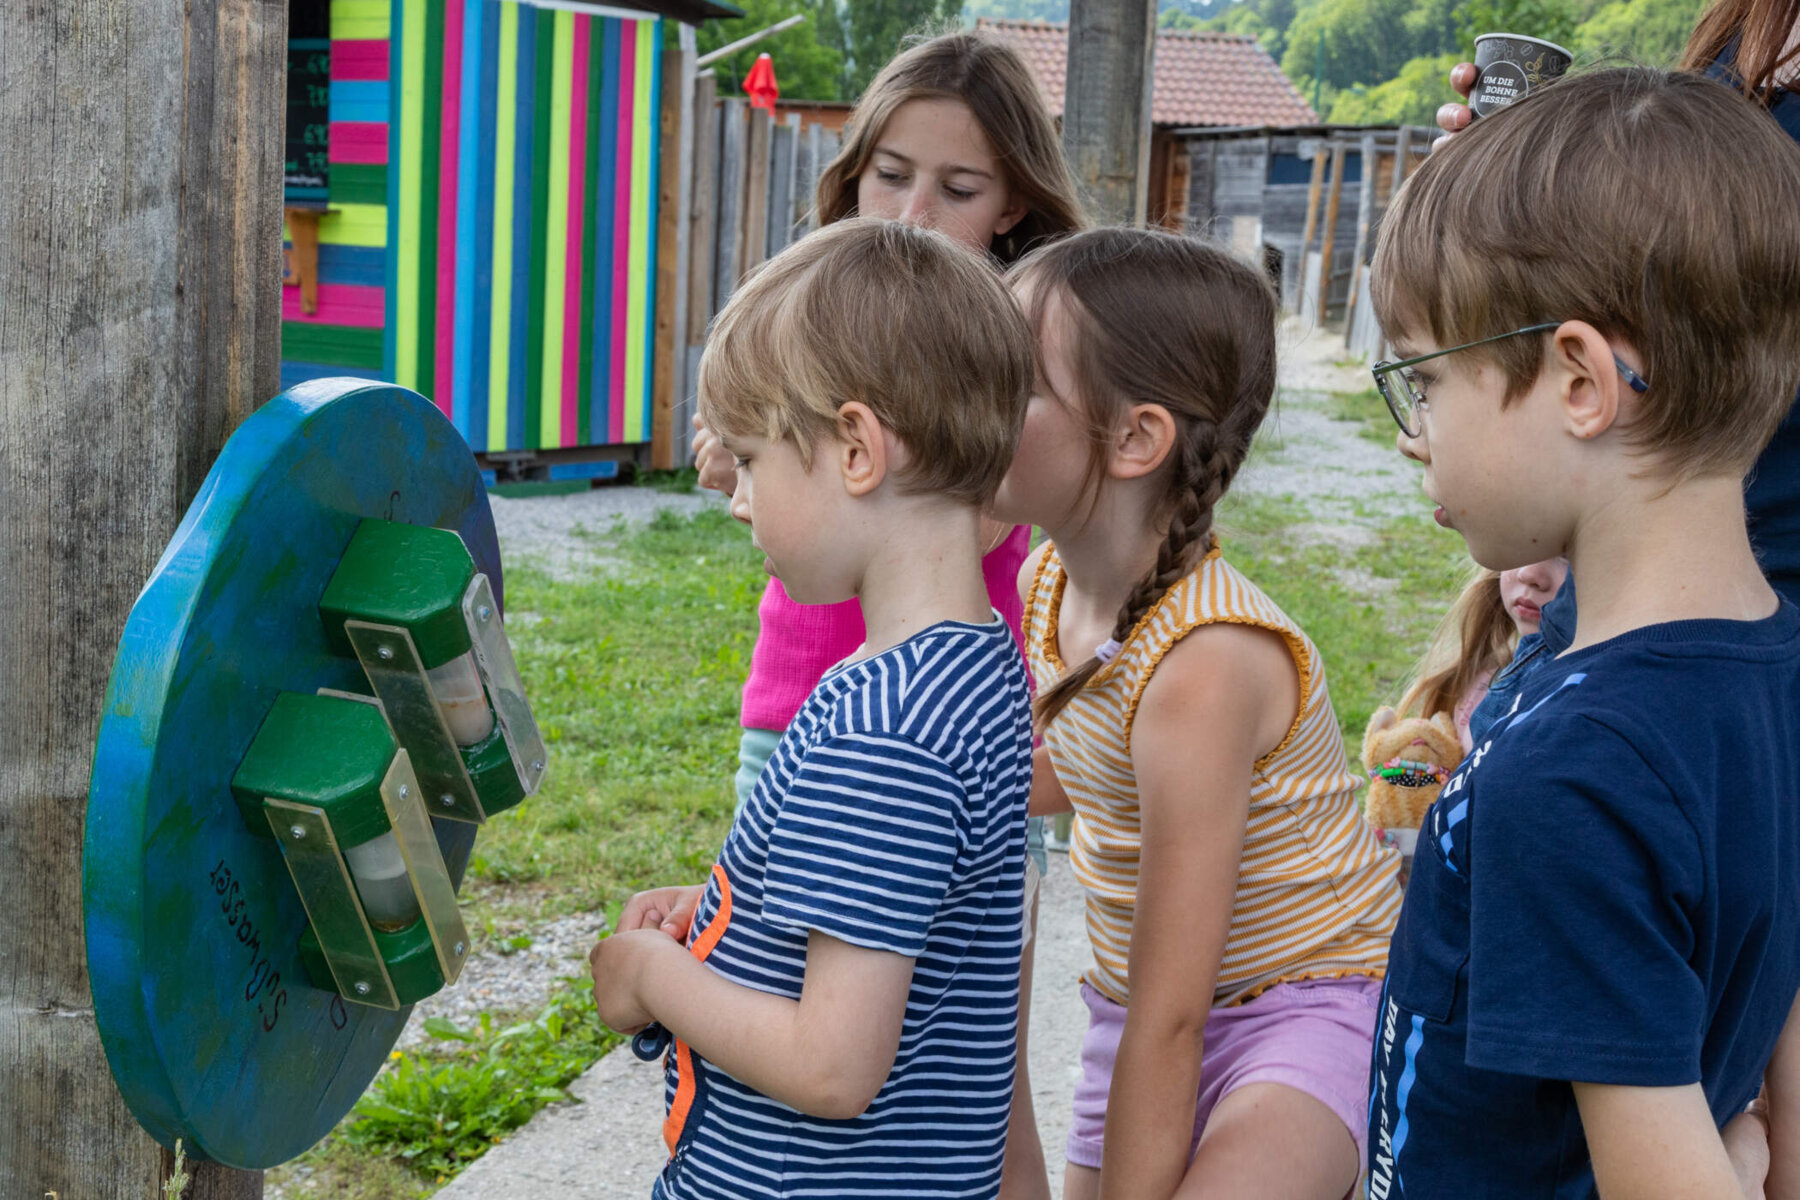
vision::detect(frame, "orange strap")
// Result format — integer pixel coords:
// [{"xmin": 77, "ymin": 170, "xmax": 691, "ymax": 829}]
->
[{"xmin": 662, "ymin": 864, "xmax": 733, "ymax": 1155}]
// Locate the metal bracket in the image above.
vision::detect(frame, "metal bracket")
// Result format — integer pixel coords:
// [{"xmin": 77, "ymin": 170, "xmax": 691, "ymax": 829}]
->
[
  {"xmin": 344, "ymin": 620, "xmax": 487, "ymax": 824},
  {"xmin": 380, "ymin": 751, "xmax": 470, "ymax": 986},
  {"xmin": 463, "ymin": 573, "xmax": 547, "ymax": 796},
  {"xmin": 263, "ymin": 800, "xmax": 400, "ymax": 1011}
]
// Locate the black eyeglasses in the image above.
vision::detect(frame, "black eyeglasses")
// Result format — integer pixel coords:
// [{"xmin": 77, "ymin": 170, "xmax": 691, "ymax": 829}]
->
[{"xmin": 1372, "ymin": 322, "xmax": 1651, "ymax": 438}]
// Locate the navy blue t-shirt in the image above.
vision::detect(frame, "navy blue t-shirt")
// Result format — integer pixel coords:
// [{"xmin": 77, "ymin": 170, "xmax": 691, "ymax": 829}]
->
[{"xmin": 1367, "ymin": 603, "xmax": 1800, "ymax": 1199}]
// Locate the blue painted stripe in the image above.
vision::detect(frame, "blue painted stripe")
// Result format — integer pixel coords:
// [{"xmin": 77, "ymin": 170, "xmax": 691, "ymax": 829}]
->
[
  {"xmin": 384, "ymin": 2, "xmax": 402, "ymax": 381},
  {"xmin": 469, "ymin": 0, "xmax": 501, "ymax": 454},
  {"xmin": 451, "ymin": 0, "xmax": 484, "ymax": 437},
  {"xmin": 318, "ymin": 244, "xmax": 386, "ymax": 288},
  {"xmin": 589, "ymin": 17, "xmax": 619, "ymax": 439},
  {"xmin": 641, "ymin": 19, "xmax": 662, "ymax": 440},
  {"xmin": 507, "ymin": 9, "xmax": 537, "ymax": 450},
  {"xmin": 330, "ymin": 80, "xmax": 389, "ymax": 119},
  {"xmin": 1389, "ymin": 1013, "xmax": 1426, "ymax": 1180}
]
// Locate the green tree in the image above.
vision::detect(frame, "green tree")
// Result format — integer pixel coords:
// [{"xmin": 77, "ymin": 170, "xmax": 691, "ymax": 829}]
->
[
  {"xmin": 1571, "ymin": 0, "xmax": 1706, "ymax": 65},
  {"xmin": 1326, "ymin": 50, "xmax": 1463, "ymax": 122},
  {"xmin": 1282, "ymin": 0, "xmax": 1440, "ymax": 96},
  {"xmin": 835, "ymin": 0, "xmax": 966, "ymax": 98},
  {"xmin": 1453, "ymin": 0, "xmax": 1583, "ymax": 53},
  {"xmin": 697, "ymin": 0, "xmax": 845, "ymax": 101}
]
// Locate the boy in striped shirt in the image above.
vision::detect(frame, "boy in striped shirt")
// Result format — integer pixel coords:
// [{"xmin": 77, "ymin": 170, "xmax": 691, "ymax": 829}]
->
[{"xmin": 588, "ymin": 219, "xmax": 1036, "ymax": 1200}]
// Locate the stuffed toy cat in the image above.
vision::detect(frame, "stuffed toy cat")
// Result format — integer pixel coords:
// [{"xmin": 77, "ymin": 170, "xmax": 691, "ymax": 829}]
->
[{"xmin": 1361, "ymin": 707, "xmax": 1463, "ymax": 859}]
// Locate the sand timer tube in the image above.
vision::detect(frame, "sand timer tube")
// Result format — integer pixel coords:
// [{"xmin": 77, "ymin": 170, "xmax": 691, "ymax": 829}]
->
[
  {"xmin": 425, "ymin": 649, "xmax": 495, "ymax": 745},
  {"xmin": 343, "ymin": 830, "xmax": 423, "ymax": 932}
]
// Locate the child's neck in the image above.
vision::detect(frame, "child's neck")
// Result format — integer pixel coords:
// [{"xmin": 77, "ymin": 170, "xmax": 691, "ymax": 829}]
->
[
  {"xmin": 1564, "ymin": 473, "xmax": 1778, "ymax": 652},
  {"xmin": 852, "ymin": 502, "xmax": 991, "ymax": 659},
  {"xmin": 1043, "ymin": 486, "xmax": 1177, "ymax": 642}
]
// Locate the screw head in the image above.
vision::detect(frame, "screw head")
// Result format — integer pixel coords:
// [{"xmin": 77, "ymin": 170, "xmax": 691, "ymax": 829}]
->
[
  {"xmin": 353, "ymin": 981, "xmax": 371, "ymax": 996},
  {"xmin": 530, "ymin": 759, "xmax": 544, "ymax": 772},
  {"xmin": 398, "ymin": 784, "xmax": 410, "ymax": 800},
  {"xmin": 477, "ymin": 605, "xmax": 492, "ymax": 623},
  {"xmin": 377, "ymin": 645, "xmax": 394, "ymax": 661},
  {"xmin": 454, "ymin": 941, "xmax": 467, "ymax": 957},
  {"xmin": 289, "ymin": 825, "xmax": 306, "ymax": 840},
  {"xmin": 439, "ymin": 794, "xmax": 455, "ymax": 808}
]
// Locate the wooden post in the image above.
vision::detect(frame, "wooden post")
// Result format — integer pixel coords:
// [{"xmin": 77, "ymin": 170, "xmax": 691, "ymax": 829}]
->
[
  {"xmin": 765, "ymin": 114, "xmax": 800, "ymax": 257},
  {"xmin": 1388, "ymin": 126, "xmax": 1412, "ymax": 199},
  {"xmin": 1062, "ymin": 0, "xmax": 1158, "ymax": 225},
  {"xmin": 686, "ymin": 74, "xmax": 719, "ymax": 347},
  {"xmin": 741, "ymin": 105, "xmax": 774, "ymax": 273},
  {"xmin": 1, "ymin": 0, "xmax": 282, "ymax": 1194},
  {"xmin": 651, "ymin": 35, "xmax": 690, "ymax": 469},
  {"xmin": 1316, "ymin": 139, "xmax": 1348, "ymax": 325},
  {"xmin": 1299, "ymin": 147, "xmax": 1328, "ymax": 260},
  {"xmin": 714, "ymin": 97, "xmax": 747, "ymax": 310},
  {"xmin": 803, "ymin": 123, "xmax": 826, "ymax": 233},
  {"xmin": 1342, "ymin": 131, "xmax": 1380, "ymax": 346}
]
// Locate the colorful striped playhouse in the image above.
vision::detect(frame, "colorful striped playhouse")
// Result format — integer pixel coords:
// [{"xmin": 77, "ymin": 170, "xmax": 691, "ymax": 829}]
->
[{"xmin": 283, "ymin": 0, "xmax": 688, "ymax": 468}]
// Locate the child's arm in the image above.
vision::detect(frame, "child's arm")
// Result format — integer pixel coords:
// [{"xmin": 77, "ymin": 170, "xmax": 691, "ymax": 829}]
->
[
  {"xmin": 1098, "ymin": 624, "xmax": 1299, "ymax": 1200},
  {"xmin": 1575, "ymin": 1081, "xmax": 1749, "ymax": 1199},
  {"xmin": 1028, "ymin": 743, "xmax": 1071, "ymax": 816},
  {"xmin": 591, "ymin": 927, "xmax": 912, "ymax": 1119},
  {"xmin": 1766, "ymin": 988, "xmax": 1800, "ymax": 1199}
]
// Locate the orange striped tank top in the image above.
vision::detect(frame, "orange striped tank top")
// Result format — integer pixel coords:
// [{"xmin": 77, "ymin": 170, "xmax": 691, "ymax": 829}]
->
[{"xmin": 1027, "ymin": 542, "xmax": 1402, "ymax": 1007}]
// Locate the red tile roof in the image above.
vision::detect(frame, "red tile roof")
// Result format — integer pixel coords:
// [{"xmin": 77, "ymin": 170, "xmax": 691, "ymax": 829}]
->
[{"xmin": 977, "ymin": 18, "xmax": 1318, "ymax": 128}]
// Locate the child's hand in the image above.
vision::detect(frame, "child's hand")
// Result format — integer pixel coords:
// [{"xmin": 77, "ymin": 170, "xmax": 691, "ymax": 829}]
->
[
  {"xmin": 589, "ymin": 930, "xmax": 685, "ymax": 1035},
  {"xmin": 619, "ymin": 884, "xmax": 705, "ymax": 941},
  {"xmin": 691, "ymin": 416, "xmax": 738, "ymax": 496},
  {"xmin": 1724, "ymin": 1097, "xmax": 1771, "ymax": 1200}
]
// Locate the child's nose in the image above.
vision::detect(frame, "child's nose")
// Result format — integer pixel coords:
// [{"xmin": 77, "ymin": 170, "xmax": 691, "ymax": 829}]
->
[
  {"xmin": 729, "ymin": 488, "xmax": 751, "ymax": 526},
  {"xmin": 1397, "ymin": 426, "xmax": 1428, "ymax": 464}
]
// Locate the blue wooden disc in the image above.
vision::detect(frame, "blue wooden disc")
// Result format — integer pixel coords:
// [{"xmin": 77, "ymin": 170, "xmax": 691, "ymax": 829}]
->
[{"xmin": 85, "ymin": 380, "xmax": 502, "ymax": 1168}]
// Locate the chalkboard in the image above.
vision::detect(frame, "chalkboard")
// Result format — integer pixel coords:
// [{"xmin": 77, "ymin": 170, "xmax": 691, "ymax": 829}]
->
[{"xmin": 286, "ymin": 38, "xmax": 331, "ymax": 202}]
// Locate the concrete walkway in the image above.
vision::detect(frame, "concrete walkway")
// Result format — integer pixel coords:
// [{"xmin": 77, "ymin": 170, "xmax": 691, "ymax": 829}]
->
[{"xmin": 439, "ymin": 854, "xmax": 1095, "ymax": 1200}]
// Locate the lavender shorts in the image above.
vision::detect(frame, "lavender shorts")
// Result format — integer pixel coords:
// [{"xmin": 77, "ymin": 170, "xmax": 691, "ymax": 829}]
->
[{"xmin": 1066, "ymin": 975, "xmax": 1381, "ymax": 1170}]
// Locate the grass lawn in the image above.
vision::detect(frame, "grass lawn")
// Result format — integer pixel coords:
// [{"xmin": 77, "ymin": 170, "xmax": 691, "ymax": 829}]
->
[{"xmin": 267, "ymin": 390, "xmax": 1470, "ymax": 1197}]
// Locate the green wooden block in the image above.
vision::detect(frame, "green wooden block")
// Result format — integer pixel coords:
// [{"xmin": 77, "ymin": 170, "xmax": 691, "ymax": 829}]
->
[
  {"xmin": 329, "ymin": 163, "xmax": 388, "ymax": 206},
  {"xmin": 232, "ymin": 693, "xmax": 396, "ymax": 849},
  {"xmin": 464, "ymin": 724, "xmax": 526, "ymax": 816},
  {"xmin": 280, "ymin": 322, "xmax": 385, "ymax": 369},
  {"xmin": 318, "ymin": 519, "xmax": 476, "ymax": 669}
]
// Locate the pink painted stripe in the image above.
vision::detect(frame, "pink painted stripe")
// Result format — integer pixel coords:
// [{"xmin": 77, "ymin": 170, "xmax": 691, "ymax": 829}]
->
[
  {"xmin": 282, "ymin": 283, "xmax": 386, "ymax": 327},
  {"xmin": 608, "ymin": 22, "xmax": 636, "ymax": 445},
  {"xmin": 331, "ymin": 40, "xmax": 390, "ymax": 81},
  {"xmin": 560, "ymin": 16, "xmax": 591, "ymax": 446},
  {"xmin": 330, "ymin": 122, "xmax": 388, "ymax": 164},
  {"xmin": 432, "ymin": 0, "xmax": 465, "ymax": 420}
]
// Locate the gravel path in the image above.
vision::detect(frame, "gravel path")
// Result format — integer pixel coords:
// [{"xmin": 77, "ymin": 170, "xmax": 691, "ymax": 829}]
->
[{"xmin": 293, "ymin": 319, "xmax": 1407, "ymax": 1199}]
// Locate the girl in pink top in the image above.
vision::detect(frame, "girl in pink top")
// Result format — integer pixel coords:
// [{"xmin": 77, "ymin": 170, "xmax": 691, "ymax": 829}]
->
[{"xmin": 688, "ymin": 30, "xmax": 1086, "ymax": 1200}]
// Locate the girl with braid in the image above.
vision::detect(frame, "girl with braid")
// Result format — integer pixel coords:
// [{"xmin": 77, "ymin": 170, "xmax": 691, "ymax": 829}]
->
[{"xmin": 992, "ymin": 228, "xmax": 1402, "ymax": 1200}]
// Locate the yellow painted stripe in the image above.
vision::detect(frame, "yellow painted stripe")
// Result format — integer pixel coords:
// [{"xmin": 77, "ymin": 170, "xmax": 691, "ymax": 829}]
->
[
  {"xmin": 538, "ymin": 8, "xmax": 575, "ymax": 452},
  {"xmin": 487, "ymin": 2, "xmax": 518, "ymax": 453},
  {"xmin": 330, "ymin": 0, "xmax": 391, "ymax": 39},
  {"xmin": 623, "ymin": 20, "xmax": 654, "ymax": 443},
  {"xmin": 394, "ymin": 0, "xmax": 426, "ymax": 389},
  {"xmin": 315, "ymin": 203, "xmax": 388, "ymax": 247}
]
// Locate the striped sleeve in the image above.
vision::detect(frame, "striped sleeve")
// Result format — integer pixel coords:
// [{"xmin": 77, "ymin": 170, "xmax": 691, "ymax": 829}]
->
[{"xmin": 761, "ymin": 732, "xmax": 968, "ymax": 958}]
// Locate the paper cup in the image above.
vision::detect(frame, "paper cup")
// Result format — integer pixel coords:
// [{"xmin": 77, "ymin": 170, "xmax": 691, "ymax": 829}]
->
[{"xmin": 1471, "ymin": 33, "xmax": 1573, "ymax": 117}]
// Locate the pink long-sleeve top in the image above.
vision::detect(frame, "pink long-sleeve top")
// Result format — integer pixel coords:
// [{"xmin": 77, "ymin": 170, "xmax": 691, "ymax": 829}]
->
[{"xmin": 739, "ymin": 525, "xmax": 1033, "ymax": 731}]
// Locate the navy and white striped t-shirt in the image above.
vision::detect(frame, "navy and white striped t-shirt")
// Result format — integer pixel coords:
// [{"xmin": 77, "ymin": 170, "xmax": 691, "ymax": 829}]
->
[{"xmin": 657, "ymin": 615, "xmax": 1032, "ymax": 1200}]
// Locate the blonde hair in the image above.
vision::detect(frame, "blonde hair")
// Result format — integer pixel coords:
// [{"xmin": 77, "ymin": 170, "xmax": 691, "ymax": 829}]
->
[
  {"xmin": 1013, "ymin": 229, "xmax": 1280, "ymax": 732},
  {"xmin": 1373, "ymin": 67, "xmax": 1800, "ymax": 480},
  {"xmin": 1398, "ymin": 567, "xmax": 1517, "ymax": 723},
  {"xmin": 696, "ymin": 219, "xmax": 1035, "ymax": 507},
  {"xmin": 814, "ymin": 30, "xmax": 1086, "ymax": 264}
]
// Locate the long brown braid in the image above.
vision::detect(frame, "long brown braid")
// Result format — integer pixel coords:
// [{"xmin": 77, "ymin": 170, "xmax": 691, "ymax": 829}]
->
[{"xmin": 1014, "ymin": 229, "xmax": 1278, "ymax": 733}]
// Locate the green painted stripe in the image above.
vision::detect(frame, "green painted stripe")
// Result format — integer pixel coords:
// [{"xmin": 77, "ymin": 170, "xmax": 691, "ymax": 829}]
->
[
  {"xmin": 416, "ymin": 0, "xmax": 446, "ymax": 400},
  {"xmin": 488, "ymin": 3, "xmax": 518, "ymax": 453},
  {"xmin": 624, "ymin": 21, "xmax": 653, "ymax": 444},
  {"xmin": 328, "ymin": 162, "xmax": 388, "ymax": 206},
  {"xmin": 577, "ymin": 29, "xmax": 603, "ymax": 449},
  {"xmin": 395, "ymin": 0, "xmax": 427, "ymax": 388},
  {"xmin": 524, "ymin": 6, "xmax": 555, "ymax": 450},
  {"xmin": 282, "ymin": 322, "xmax": 385, "ymax": 369}
]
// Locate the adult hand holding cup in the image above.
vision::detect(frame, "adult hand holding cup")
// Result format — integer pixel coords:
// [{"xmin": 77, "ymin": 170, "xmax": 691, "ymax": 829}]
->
[{"xmin": 1434, "ymin": 35, "xmax": 1574, "ymax": 147}]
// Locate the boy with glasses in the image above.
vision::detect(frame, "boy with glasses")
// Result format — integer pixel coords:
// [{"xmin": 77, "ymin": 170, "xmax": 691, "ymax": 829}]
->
[{"xmin": 1364, "ymin": 68, "xmax": 1800, "ymax": 1198}]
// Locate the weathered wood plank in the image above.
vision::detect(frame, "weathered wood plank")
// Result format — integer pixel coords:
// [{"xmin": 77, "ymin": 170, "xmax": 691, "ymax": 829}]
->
[
  {"xmin": 651, "ymin": 40, "xmax": 688, "ymax": 469},
  {"xmin": 1, "ymin": 0, "xmax": 282, "ymax": 1191},
  {"xmin": 713, "ymin": 97, "xmax": 747, "ymax": 311},
  {"xmin": 742, "ymin": 105, "xmax": 773, "ymax": 273},
  {"xmin": 766, "ymin": 114, "xmax": 799, "ymax": 256},
  {"xmin": 685, "ymin": 75, "xmax": 719, "ymax": 347},
  {"xmin": 1316, "ymin": 140, "xmax": 1347, "ymax": 324}
]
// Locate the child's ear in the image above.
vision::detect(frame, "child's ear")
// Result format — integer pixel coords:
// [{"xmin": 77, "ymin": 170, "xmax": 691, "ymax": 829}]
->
[
  {"xmin": 835, "ymin": 401, "xmax": 889, "ymax": 497},
  {"xmin": 1107, "ymin": 402, "xmax": 1177, "ymax": 481},
  {"xmin": 1553, "ymin": 320, "xmax": 1630, "ymax": 443}
]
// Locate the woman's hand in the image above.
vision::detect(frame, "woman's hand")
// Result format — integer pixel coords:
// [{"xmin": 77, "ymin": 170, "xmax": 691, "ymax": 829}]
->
[
  {"xmin": 1434, "ymin": 62, "xmax": 1479, "ymax": 147},
  {"xmin": 691, "ymin": 415, "xmax": 739, "ymax": 495}
]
